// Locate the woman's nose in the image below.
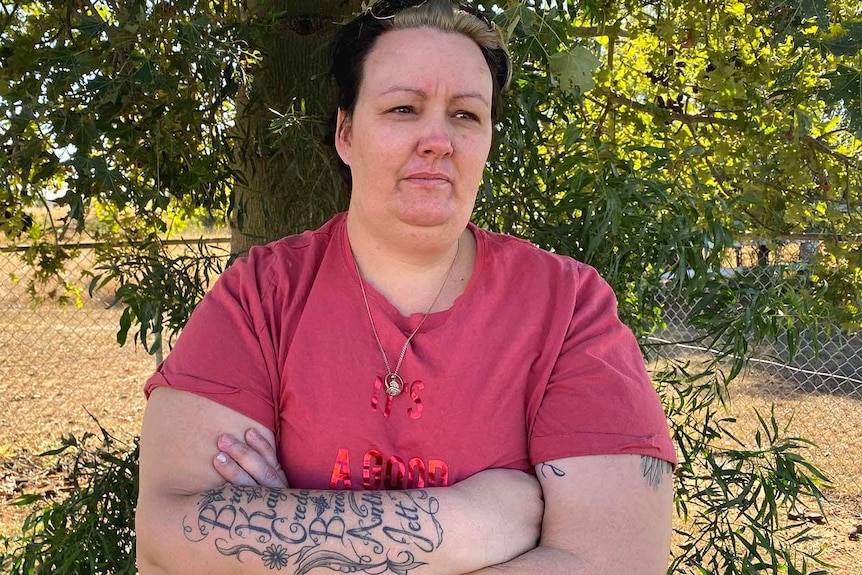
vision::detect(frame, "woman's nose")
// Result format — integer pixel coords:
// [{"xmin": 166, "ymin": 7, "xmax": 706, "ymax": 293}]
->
[{"xmin": 417, "ymin": 118, "xmax": 454, "ymax": 157}]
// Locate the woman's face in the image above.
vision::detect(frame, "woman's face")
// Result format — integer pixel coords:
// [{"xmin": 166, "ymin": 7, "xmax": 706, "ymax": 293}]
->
[{"xmin": 336, "ymin": 27, "xmax": 494, "ymax": 236}]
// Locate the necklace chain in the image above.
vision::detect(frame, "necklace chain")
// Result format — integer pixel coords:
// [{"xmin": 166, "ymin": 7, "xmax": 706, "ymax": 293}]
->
[{"xmin": 352, "ymin": 238, "xmax": 461, "ymax": 396}]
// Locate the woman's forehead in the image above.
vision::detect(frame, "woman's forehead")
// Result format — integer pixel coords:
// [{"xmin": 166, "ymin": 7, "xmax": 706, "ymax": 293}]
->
[{"xmin": 361, "ymin": 28, "xmax": 493, "ymax": 97}]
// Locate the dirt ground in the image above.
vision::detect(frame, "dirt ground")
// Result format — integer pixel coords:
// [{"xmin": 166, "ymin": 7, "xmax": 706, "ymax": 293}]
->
[
  {"xmin": 0, "ymin": 249, "xmax": 154, "ymax": 539},
  {"xmin": 1, "ymin": 249, "xmax": 860, "ymax": 572},
  {"xmin": 664, "ymin": 359, "xmax": 862, "ymax": 574}
]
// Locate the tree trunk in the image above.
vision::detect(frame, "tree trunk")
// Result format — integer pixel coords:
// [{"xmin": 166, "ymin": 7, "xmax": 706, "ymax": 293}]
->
[{"xmin": 230, "ymin": 0, "xmax": 361, "ymax": 255}]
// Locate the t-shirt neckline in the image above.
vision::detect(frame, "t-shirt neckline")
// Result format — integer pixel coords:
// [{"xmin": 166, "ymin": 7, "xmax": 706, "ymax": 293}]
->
[{"xmin": 336, "ymin": 212, "xmax": 485, "ymax": 334}]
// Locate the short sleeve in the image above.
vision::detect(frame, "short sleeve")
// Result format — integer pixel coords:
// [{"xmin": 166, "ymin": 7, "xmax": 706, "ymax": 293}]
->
[
  {"xmin": 529, "ymin": 264, "xmax": 676, "ymax": 468},
  {"xmin": 143, "ymin": 247, "xmax": 281, "ymax": 433}
]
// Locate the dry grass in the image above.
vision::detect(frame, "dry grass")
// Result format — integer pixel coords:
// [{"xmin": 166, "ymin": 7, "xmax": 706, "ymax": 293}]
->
[
  {"xmin": 662, "ymin": 356, "xmax": 862, "ymax": 574},
  {"xmin": 0, "ymin": 247, "xmax": 859, "ymax": 572},
  {"xmin": 0, "ymin": 251, "xmax": 152, "ymax": 536},
  {"xmin": 727, "ymin": 367, "xmax": 862, "ymax": 574}
]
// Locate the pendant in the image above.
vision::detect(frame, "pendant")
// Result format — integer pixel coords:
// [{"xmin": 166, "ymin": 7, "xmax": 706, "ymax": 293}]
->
[{"xmin": 384, "ymin": 373, "xmax": 405, "ymax": 397}]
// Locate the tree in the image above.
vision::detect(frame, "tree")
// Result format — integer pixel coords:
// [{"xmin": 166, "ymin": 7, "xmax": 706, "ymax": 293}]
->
[{"xmin": 2, "ymin": 1, "xmax": 860, "ymax": 573}]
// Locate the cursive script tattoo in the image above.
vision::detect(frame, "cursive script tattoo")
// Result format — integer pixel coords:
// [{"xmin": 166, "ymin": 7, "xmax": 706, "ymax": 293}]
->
[
  {"xmin": 539, "ymin": 463, "xmax": 566, "ymax": 479},
  {"xmin": 640, "ymin": 456, "xmax": 672, "ymax": 490},
  {"xmin": 183, "ymin": 486, "xmax": 443, "ymax": 573}
]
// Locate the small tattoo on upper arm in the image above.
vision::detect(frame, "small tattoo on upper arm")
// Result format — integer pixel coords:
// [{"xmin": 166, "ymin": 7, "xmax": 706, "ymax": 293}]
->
[
  {"xmin": 640, "ymin": 456, "xmax": 672, "ymax": 489},
  {"xmin": 539, "ymin": 463, "xmax": 566, "ymax": 479}
]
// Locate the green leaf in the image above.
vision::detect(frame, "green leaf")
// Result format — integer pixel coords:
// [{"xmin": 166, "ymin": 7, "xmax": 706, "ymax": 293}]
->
[
  {"xmin": 549, "ymin": 47, "xmax": 600, "ymax": 95},
  {"xmin": 506, "ymin": 4, "xmax": 536, "ymax": 36},
  {"xmin": 32, "ymin": 152, "xmax": 60, "ymax": 183},
  {"xmin": 814, "ymin": 22, "xmax": 862, "ymax": 56},
  {"xmin": 76, "ymin": 14, "xmax": 106, "ymax": 39},
  {"xmin": 12, "ymin": 493, "xmax": 44, "ymax": 506},
  {"xmin": 132, "ymin": 59, "xmax": 156, "ymax": 84},
  {"xmin": 93, "ymin": 158, "xmax": 128, "ymax": 194},
  {"xmin": 774, "ymin": 57, "xmax": 806, "ymax": 88},
  {"xmin": 682, "ymin": 145, "xmax": 706, "ymax": 158},
  {"xmin": 823, "ymin": 64, "xmax": 858, "ymax": 99},
  {"xmin": 820, "ymin": 65, "xmax": 862, "ymax": 134},
  {"xmin": 801, "ymin": 0, "xmax": 830, "ymax": 30},
  {"xmin": 117, "ymin": 307, "xmax": 131, "ymax": 346},
  {"xmin": 87, "ymin": 75, "xmax": 114, "ymax": 94}
]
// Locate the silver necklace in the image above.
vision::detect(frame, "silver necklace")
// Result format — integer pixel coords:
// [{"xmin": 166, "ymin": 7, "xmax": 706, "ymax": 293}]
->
[{"xmin": 352, "ymin": 239, "xmax": 461, "ymax": 397}]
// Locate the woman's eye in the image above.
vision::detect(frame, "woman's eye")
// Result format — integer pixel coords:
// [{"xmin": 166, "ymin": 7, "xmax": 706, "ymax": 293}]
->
[{"xmin": 455, "ymin": 111, "xmax": 480, "ymax": 122}]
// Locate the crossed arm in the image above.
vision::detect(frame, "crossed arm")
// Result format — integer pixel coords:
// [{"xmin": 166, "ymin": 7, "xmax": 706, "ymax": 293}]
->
[{"xmin": 136, "ymin": 388, "xmax": 674, "ymax": 574}]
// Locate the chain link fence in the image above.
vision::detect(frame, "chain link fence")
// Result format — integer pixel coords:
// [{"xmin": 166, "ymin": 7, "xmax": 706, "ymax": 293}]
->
[
  {"xmin": 1, "ymin": 239, "xmax": 860, "ymax": 498},
  {"xmin": 648, "ymin": 239, "xmax": 862, "ymax": 496},
  {"xmin": 651, "ymin": 301, "xmax": 862, "ymax": 396},
  {"xmin": 0, "ymin": 241, "xmax": 229, "ymax": 460}
]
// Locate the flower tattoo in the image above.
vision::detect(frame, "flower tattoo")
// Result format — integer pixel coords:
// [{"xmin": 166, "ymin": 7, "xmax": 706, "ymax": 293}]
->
[{"xmin": 262, "ymin": 544, "xmax": 290, "ymax": 570}]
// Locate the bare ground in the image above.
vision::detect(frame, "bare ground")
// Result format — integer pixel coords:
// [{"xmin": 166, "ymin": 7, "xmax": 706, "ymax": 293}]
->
[
  {"xmin": 664, "ymin": 358, "xmax": 862, "ymax": 574},
  {"xmin": 0, "ymin": 254, "xmax": 152, "ymax": 536}
]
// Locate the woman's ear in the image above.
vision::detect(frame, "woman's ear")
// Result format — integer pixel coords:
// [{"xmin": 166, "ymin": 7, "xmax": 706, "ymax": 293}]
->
[{"xmin": 334, "ymin": 108, "xmax": 352, "ymax": 165}]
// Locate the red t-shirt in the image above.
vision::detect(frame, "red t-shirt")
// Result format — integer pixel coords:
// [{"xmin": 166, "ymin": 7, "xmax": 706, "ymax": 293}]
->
[{"xmin": 145, "ymin": 213, "xmax": 676, "ymax": 490}]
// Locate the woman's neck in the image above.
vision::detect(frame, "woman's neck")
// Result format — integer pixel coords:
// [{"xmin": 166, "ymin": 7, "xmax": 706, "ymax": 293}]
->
[{"xmin": 346, "ymin": 213, "xmax": 476, "ymax": 316}]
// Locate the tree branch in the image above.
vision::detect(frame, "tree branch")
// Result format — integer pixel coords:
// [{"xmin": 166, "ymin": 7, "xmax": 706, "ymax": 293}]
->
[
  {"xmin": 798, "ymin": 135, "xmax": 860, "ymax": 168},
  {"xmin": 599, "ymin": 88, "xmax": 858, "ymax": 173},
  {"xmin": 0, "ymin": 0, "xmax": 21, "ymax": 36},
  {"xmin": 596, "ymin": 88, "xmax": 743, "ymax": 127},
  {"xmin": 571, "ymin": 25, "xmax": 631, "ymax": 39},
  {"xmin": 680, "ymin": 122, "xmax": 775, "ymax": 233}
]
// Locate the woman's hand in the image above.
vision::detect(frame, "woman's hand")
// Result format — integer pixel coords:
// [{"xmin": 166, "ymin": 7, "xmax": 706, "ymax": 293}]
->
[
  {"xmin": 213, "ymin": 428, "xmax": 289, "ymax": 488},
  {"xmin": 143, "ymin": 391, "xmax": 531, "ymax": 575},
  {"xmin": 211, "ymin": 430, "xmax": 542, "ymax": 565}
]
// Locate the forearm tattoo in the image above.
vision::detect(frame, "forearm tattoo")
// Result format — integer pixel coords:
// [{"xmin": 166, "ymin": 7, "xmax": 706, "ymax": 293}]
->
[
  {"xmin": 640, "ymin": 455, "xmax": 672, "ymax": 489},
  {"xmin": 183, "ymin": 486, "xmax": 443, "ymax": 573}
]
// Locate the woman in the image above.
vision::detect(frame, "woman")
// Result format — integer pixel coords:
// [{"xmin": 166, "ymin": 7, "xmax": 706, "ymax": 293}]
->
[{"xmin": 136, "ymin": 1, "xmax": 677, "ymax": 574}]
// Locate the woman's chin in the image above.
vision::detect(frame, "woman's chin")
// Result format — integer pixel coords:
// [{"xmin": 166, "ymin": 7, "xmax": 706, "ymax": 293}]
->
[
  {"xmin": 393, "ymin": 196, "xmax": 470, "ymax": 230},
  {"xmin": 394, "ymin": 206, "xmax": 456, "ymax": 229}
]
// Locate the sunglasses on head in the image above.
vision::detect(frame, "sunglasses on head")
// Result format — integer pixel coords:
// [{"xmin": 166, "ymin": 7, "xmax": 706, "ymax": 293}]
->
[{"xmin": 367, "ymin": 0, "xmax": 495, "ymax": 30}]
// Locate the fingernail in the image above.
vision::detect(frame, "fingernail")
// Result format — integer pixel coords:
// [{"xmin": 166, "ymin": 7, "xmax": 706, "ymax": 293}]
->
[{"xmin": 216, "ymin": 452, "xmax": 228, "ymax": 464}]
